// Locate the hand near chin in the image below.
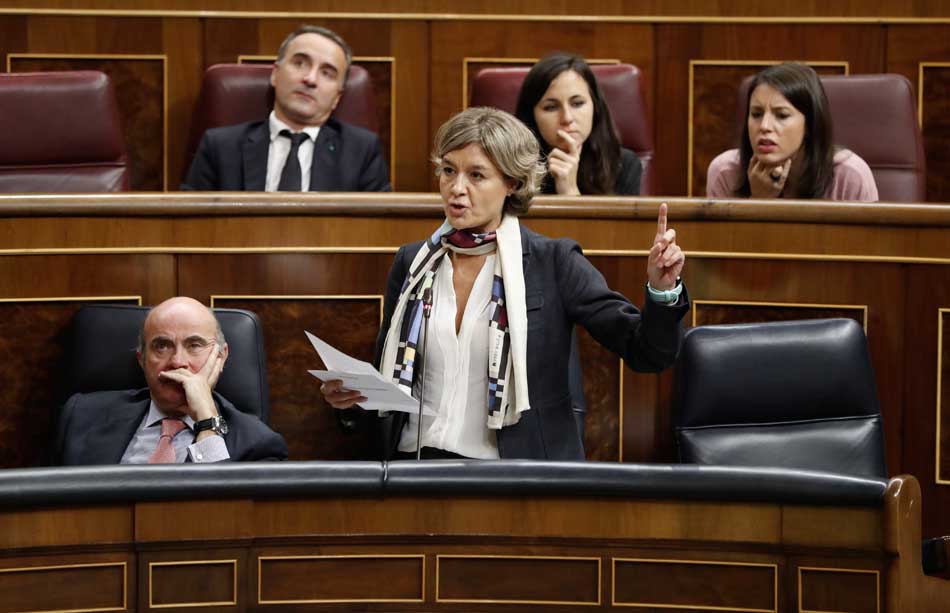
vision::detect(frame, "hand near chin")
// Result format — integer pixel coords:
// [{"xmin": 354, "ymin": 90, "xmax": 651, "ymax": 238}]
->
[
  {"xmin": 157, "ymin": 343, "xmax": 225, "ymax": 421},
  {"xmin": 547, "ymin": 130, "xmax": 582, "ymax": 196},
  {"xmin": 748, "ymin": 157, "xmax": 791, "ymax": 198}
]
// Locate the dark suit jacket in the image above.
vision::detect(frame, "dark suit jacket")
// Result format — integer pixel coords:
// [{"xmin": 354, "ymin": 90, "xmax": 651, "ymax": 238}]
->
[
  {"xmin": 53, "ymin": 388, "xmax": 288, "ymax": 465},
  {"xmin": 372, "ymin": 225, "xmax": 689, "ymax": 460},
  {"xmin": 181, "ymin": 117, "xmax": 391, "ymax": 192}
]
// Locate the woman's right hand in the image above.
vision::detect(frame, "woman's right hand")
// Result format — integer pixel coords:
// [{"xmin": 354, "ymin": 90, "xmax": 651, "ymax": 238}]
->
[
  {"xmin": 747, "ymin": 157, "xmax": 791, "ymax": 198},
  {"xmin": 319, "ymin": 379, "xmax": 367, "ymax": 409},
  {"xmin": 547, "ymin": 130, "xmax": 582, "ymax": 195}
]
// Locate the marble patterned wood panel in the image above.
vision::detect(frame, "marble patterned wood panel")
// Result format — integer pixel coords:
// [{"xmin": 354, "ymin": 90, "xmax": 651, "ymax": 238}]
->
[{"xmin": 211, "ymin": 296, "xmax": 381, "ymax": 461}]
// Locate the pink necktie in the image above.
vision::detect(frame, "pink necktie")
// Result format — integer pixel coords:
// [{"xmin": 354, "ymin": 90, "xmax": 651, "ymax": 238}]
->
[{"xmin": 148, "ymin": 418, "xmax": 186, "ymax": 464}]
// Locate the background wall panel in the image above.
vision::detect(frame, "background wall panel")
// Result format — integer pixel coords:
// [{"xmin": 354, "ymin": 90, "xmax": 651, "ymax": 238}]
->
[{"xmin": 4, "ymin": 10, "xmax": 950, "ymax": 198}]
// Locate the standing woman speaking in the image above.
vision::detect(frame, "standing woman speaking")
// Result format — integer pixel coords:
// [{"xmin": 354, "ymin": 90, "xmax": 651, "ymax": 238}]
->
[{"xmin": 321, "ymin": 107, "xmax": 688, "ymax": 460}]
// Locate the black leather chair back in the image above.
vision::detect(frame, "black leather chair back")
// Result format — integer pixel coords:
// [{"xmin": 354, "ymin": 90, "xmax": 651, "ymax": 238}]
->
[
  {"xmin": 65, "ymin": 304, "xmax": 271, "ymax": 423},
  {"xmin": 673, "ymin": 318, "xmax": 886, "ymax": 478}
]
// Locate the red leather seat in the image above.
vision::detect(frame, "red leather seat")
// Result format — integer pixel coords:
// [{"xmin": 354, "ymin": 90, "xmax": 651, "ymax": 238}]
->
[
  {"xmin": 186, "ymin": 63, "xmax": 378, "ymax": 167},
  {"xmin": 737, "ymin": 73, "xmax": 925, "ymax": 202},
  {"xmin": 470, "ymin": 64, "xmax": 655, "ymax": 195},
  {"xmin": 0, "ymin": 71, "xmax": 129, "ymax": 193}
]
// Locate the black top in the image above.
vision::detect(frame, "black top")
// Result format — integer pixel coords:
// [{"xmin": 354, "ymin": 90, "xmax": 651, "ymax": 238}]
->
[{"xmin": 541, "ymin": 148, "xmax": 642, "ymax": 196}]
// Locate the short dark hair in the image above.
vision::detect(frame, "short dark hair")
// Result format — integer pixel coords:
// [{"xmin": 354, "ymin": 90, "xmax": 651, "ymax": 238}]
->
[
  {"xmin": 514, "ymin": 52, "xmax": 623, "ymax": 195},
  {"xmin": 737, "ymin": 62, "xmax": 835, "ymax": 199},
  {"xmin": 276, "ymin": 25, "xmax": 352, "ymax": 83}
]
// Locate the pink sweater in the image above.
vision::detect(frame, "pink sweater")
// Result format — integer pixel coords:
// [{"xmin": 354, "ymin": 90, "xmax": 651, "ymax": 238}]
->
[{"xmin": 706, "ymin": 148, "xmax": 879, "ymax": 202}]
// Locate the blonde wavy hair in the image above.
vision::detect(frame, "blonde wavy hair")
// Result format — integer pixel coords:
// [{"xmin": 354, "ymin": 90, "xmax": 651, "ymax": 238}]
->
[{"xmin": 432, "ymin": 107, "xmax": 545, "ymax": 215}]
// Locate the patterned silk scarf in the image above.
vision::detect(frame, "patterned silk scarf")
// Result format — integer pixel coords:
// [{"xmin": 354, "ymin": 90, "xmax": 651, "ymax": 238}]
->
[{"xmin": 379, "ymin": 215, "xmax": 530, "ymax": 429}]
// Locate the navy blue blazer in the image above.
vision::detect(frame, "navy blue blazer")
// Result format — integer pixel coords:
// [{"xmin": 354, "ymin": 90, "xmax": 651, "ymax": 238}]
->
[
  {"xmin": 372, "ymin": 224, "xmax": 689, "ymax": 460},
  {"xmin": 53, "ymin": 388, "xmax": 288, "ymax": 465},
  {"xmin": 181, "ymin": 117, "xmax": 391, "ymax": 192}
]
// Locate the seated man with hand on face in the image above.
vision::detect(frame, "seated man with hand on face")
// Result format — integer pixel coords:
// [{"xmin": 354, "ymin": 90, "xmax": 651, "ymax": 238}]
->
[
  {"xmin": 54, "ymin": 297, "xmax": 288, "ymax": 465},
  {"xmin": 182, "ymin": 25, "xmax": 390, "ymax": 192}
]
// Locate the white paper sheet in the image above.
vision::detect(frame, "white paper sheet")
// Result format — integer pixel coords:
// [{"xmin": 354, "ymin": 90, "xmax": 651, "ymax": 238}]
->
[{"xmin": 305, "ymin": 331, "xmax": 427, "ymax": 414}]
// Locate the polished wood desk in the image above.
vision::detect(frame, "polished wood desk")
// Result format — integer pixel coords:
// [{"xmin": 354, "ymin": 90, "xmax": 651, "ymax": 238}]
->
[
  {"xmin": 0, "ymin": 462, "xmax": 946, "ymax": 612},
  {"xmin": 1, "ymin": 194, "xmax": 949, "ymax": 543}
]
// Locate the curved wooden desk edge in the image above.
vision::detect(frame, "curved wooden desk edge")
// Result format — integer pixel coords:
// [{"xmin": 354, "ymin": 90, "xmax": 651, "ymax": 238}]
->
[{"xmin": 1, "ymin": 193, "xmax": 950, "ymax": 227}]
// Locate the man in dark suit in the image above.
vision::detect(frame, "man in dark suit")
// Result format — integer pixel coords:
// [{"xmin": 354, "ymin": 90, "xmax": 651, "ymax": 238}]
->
[
  {"xmin": 182, "ymin": 25, "xmax": 390, "ymax": 192},
  {"xmin": 54, "ymin": 297, "xmax": 287, "ymax": 465}
]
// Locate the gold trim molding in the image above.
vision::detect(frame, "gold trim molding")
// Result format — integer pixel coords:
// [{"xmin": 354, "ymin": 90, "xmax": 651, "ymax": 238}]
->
[
  {"xmin": 938, "ymin": 308, "xmax": 949, "ymax": 485},
  {"xmin": 0, "ymin": 295, "xmax": 142, "ymax": 305},
  {"xmin": 3, "ymin": 9, "xmax": 950, "ymax": 24},
  {"xmin": 0, "ymin": 561, "xmax": 128, "ymax": 613},
  {"xmin": 691, "ymin": 299, "xmax": 869, "ymax": 332},
  {"xmin": 687, "ymin": 60, "xmax": 849, "ymax": 197},
  {"xmin": 611, "ymin": 557, "xmax": 778, "ymax": 611},
  {"xmin": 797, "ymin": 565, "xmax": 880, "ymax": 613},
  {"xmin": 435, "ymin": 554, "xmax": 602, "ymax": 606},
  {"xmin": 147, "ymin": 560, "xmax": 238, "ymax": 609},
  {"xmin": 6, "ymin": 53, "xmax": 169, "ymax": 191},
  {"xmin": 257, "ymin": 554, "xmax": 425, "ymax": 604}
]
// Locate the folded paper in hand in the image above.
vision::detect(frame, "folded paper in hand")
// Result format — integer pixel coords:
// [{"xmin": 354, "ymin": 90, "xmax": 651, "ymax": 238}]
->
[{"xmin": 305, "ymin": 331, "xmax": 429, "ymax": 414}]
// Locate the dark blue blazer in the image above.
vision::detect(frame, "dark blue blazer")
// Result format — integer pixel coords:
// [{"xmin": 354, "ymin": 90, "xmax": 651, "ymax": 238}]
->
[
  {"xmin": 373, "ymin": 225, "xmax": 689, "ymax": 460},
  {"xmin": 53, "ymin": 388, "xmax": 288, "ymax": 465},
  {"xmin": 181, "ymin": 117, "xmax": 391, "ymax": 192}
]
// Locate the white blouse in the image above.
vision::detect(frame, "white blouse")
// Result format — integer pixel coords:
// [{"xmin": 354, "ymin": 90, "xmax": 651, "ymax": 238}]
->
[{"xmin": 397, "ymin": 254, "xmax": 500, "ymax": 459}]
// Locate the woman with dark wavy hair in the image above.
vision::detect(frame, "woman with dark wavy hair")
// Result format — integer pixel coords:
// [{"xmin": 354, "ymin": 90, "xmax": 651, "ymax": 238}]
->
[
  {"xmin": 707, "ymin": 62, "xmax": 877, "ymax": 201},
  {"xmin": 515, "ymin": 52, "xmax": 642, "ymax": 196}
]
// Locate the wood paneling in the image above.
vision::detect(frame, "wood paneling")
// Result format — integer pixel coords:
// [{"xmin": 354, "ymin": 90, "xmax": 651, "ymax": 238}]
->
[
  {"xmin": 1, "ymin": 196, "xmax": 950, "ymax": 541},
  {"xmin": 0, "ymin": 476, "xmax": 944, "ymax": 612},
  {"xmin": 140, "ymin": 548, "xmax": 246, "ymax": 611},
  {"xmin": 0, "ymin": 561, "xmax": 127, "ymax": 613},
  {"xmin": 437, "ymin": 555, "xmax": 599, "ymax": 604},
  {"xmin": 212, "ymin": 295, "xmax": 382, "ymax": 460},
  {"xmin": 885, "ymin": 25, "xmax": 950, "ymax": 204},
  {"xmin": 5, "ymin": 1, "xmax": 950, "ymax": 17},
  {"xmin": 940, "ymin": 310, "xmax": 949, "ymax": 485},
  {"xmin": 612, "ymin": 558, "xmax": 776, "ymax": 610},
  {"xmin": 799, "ymin": 567, "xmax": 879, "ymax": 613},
  {"xmin": 3, "ymin": 12, "xmax": 950, "ymax": 198},
  {"xmin": 259, "ymin": 555, "xmax": 423, "ymax": 603},
  {"xmin": 149, "ymin": 559, "xmax": 236, "ymax": 607},
  {"xmin": 920, "ymin": 64, "xmax": 950, "ymax": 203}
]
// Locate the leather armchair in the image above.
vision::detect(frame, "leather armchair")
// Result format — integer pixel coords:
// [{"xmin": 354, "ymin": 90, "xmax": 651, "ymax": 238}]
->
[
  {"xmin": 0, "ymin": 71, "xmax": 129, "ymax": 192},
  {"xmin": 185, "ymin": 62, "xmax": 378, "ymax": 170},
  {"xmin": 736, "ymin": 73, "xmax": 925, "ymax": 202},
  {"xmin": 64, "ymin": 303, "xmax": 271, "ymax": 423},
  {"xmin": 470, "ymin": 64, "xmax": 655, "ymax": 195},
  {"xmin": 673, "ymin": 318, "xmax": 886, "ymax": 478}
]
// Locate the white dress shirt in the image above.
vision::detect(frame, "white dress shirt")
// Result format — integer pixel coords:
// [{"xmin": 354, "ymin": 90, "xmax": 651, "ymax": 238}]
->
[
  {"xmin": 265, "ymin": 111, "xmax": 320, "ymax": 192},
  {"xmin": 120, "ymin": 400, "xmax": 229, "ymax": 463},
  {"xmin": 398, "ymin": 254, "xmax": 500, "ymax": 459}
]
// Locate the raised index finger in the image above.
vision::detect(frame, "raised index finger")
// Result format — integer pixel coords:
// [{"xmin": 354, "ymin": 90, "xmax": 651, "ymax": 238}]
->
[{"xmin": 657, "ymin": 202, "xmax": 668, "ymax": 238}]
